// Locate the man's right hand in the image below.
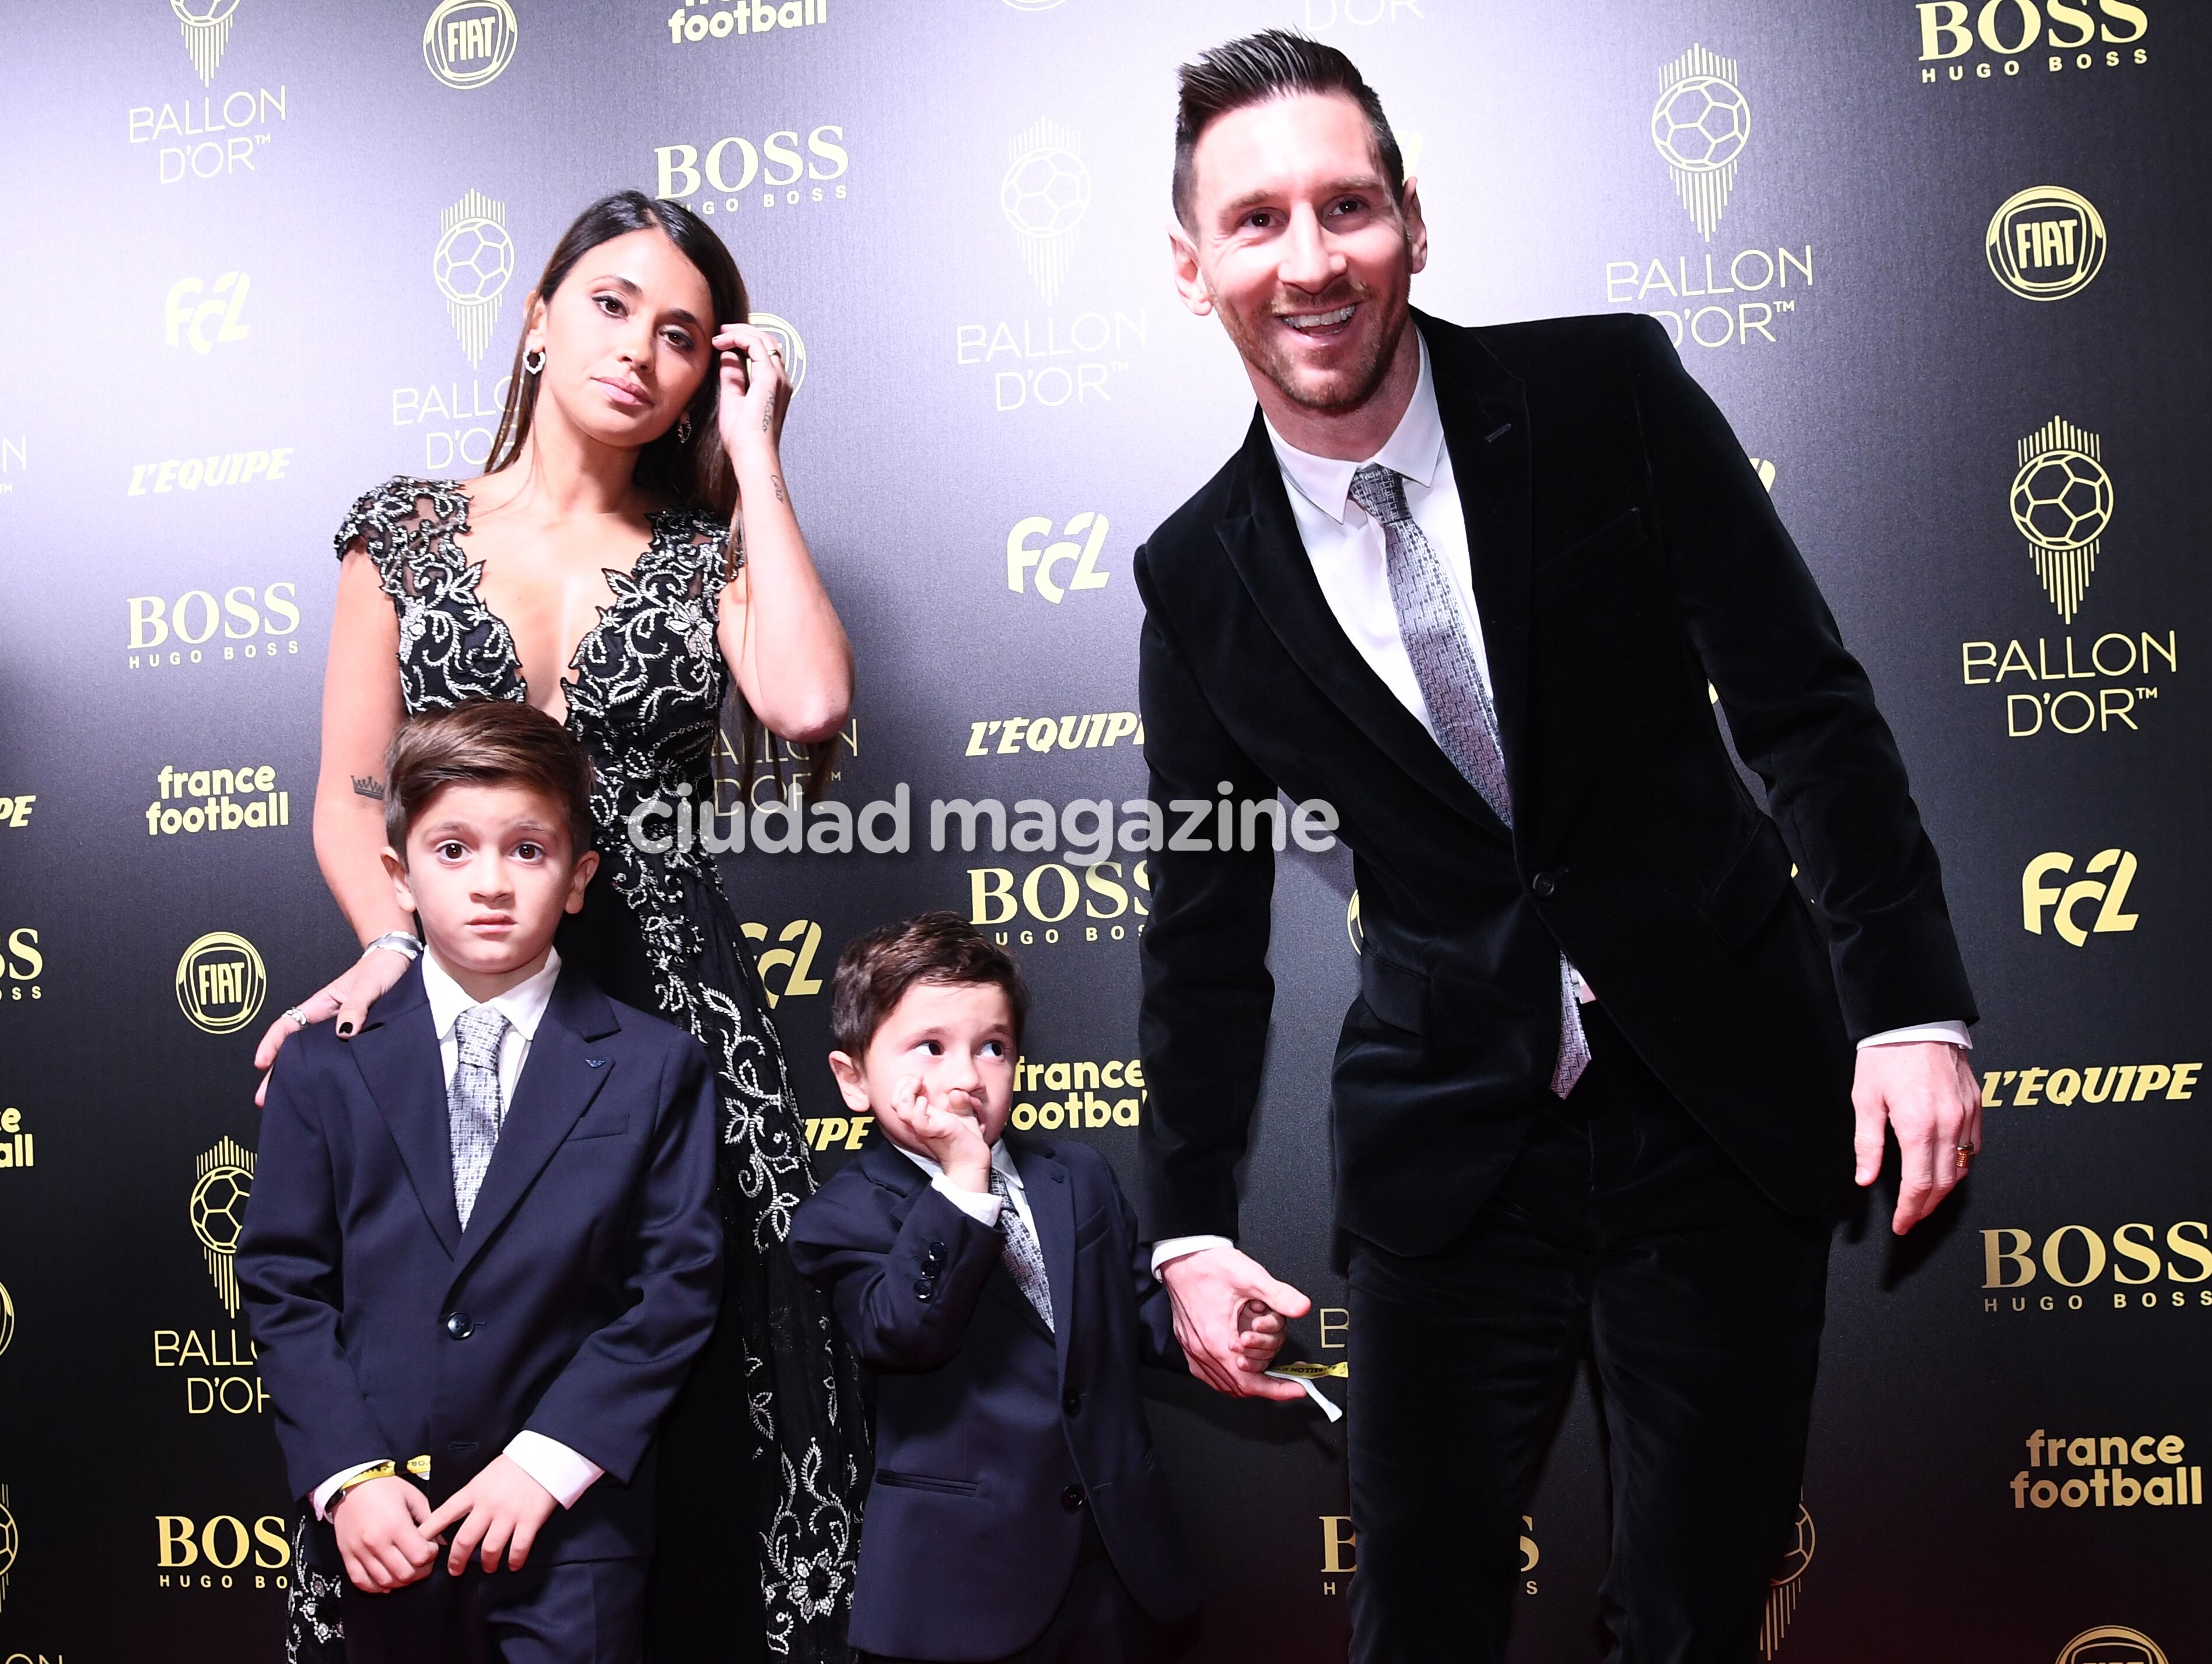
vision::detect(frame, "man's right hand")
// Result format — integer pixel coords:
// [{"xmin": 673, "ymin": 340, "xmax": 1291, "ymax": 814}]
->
[
  {"xmin": 1159, "ymin": 1244, "xmax": 1312, "ymax": 1401},
  {"xmin": 332, "ymin": 1476, "xmax": 438, "ymax": 1594}
]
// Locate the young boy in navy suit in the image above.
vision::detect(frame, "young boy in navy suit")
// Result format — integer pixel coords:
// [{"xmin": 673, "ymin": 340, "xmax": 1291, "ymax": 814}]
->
[
  {"xmin": 237, "ymin": 701, "xmax": 723, "ymax": 1663},
  {"xmin": 790, "ymin": 913, "xmax": 1283, "ymax": 1663}
]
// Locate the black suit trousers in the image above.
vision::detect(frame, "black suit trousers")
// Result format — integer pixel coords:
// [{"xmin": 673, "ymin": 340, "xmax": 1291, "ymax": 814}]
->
[{"xmin": 1345, "ymin": 1005, "xmax": 1832, "ymax": 1663}]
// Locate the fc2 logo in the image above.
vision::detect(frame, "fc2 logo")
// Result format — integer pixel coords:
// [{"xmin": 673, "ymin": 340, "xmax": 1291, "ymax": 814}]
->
[
  {"xmin": 166, "ymin": 274, "xmax": 252, "ymax": 354},
  {"xmin": 2023, "ymin": 848, "xmax": 2140, "ymax": 945},
  {"xmin": 1006, "ymin": 513, "xmax": 1111, "ymax": 603}
]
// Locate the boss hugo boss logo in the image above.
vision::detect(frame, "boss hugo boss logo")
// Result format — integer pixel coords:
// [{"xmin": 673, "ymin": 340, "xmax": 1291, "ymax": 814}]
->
[
  {"xmin": 652, "ymin": 125, "xmax": 850, "ymax": 217},
  {"xmin": 153, "ymin": 1512, "xmax": 291, "ymax": 1590},
  {"xmin": 423, "ymin": 0, "xmax": 519, "ymax": 89},
  {"xmin": 1, "ymin": 933, "xmax": 43, "ymax": 1005},
  {"xmin": 1916, "ymin": 1, "xmax": 2151, "ymax": 82},
  {"xmin": 1651, "ymin": 45, "xmax": 1749, "ymax": 242},
  {"xmin": 1981, "ymin": 1221, "xmax": 2212, "ymax": 1305},
  {"xmin": 1006, "ymin": 513, "xmax": 1111, "ymax": 602},
  {"xmin": 2022, "ymin": 849, "xmax": 2139, "ymax": 945},
  {"xmin": 1987, "ymin": 186, "xmax": 2107, "ymax": 301},
  {"xmin": 175, "ymin": 932, "xmax": 267, "ymax": 1035},
  {"xmin": 125, "ymin": 585, "xmax": 302, "ymax": 673},
  {"xmin": 166, "ymin": 273, "xmax": 252, "ymax": 355}
]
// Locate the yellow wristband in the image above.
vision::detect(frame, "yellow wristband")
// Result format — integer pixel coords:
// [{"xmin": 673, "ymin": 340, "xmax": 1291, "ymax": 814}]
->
[{"xmin": 335, "ymin": 1461, "xmax": 397, "ymax": 1496}]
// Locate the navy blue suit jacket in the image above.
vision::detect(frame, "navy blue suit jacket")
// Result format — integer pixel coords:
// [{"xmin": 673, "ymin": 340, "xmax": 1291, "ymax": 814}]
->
[
  {"xmin": 237, "ymin": 959, "xmax": 723, "ymax": 1562},
  {"xmin": 789, "ymin": 1137, "xmax": 1198, "ymax": 1661}
]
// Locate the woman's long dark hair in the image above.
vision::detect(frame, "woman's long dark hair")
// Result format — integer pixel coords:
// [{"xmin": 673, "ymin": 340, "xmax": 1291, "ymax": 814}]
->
[{"xmin": 484, "ymin": 189, "xmax": 834, "ymax": 799}]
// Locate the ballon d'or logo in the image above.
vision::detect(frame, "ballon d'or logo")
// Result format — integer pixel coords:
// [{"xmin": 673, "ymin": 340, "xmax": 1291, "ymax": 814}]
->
[
  {"xmin": 434, "ymin": 190, "xmax": 515, "ymax": 369},
  {"xmin": 1758, "ymin": 1501, "xmax": 1813, "ymax": 1660},
  {"xmin": 424, "ymin": 0, "xmax": 519, "ymax": 90},
  {"xmin": 176, "ymin": 931, "xmax": 267, "ymax": 1035},
  {"xmin": 172, "ymin": 0, "xmax": 242, "ymax": 86},
  {"xmin": 0, "ymin": 1484, "xmax": 15, "ymax": 1610},
  {"xmin": 191, "ymin": 1138, "xmax": 256, "ymax": 1318},
  {"xmin": 2011, "ymin": 417, "xmax": 2112, "ymax": 624},
  {"xmin": 750, "ymin": 313, "xmax": 808, "ymax": 394},
  {"xmin": 1652, "ymin": 45, "xmax": 1749, "ymax": 243},
  {"xmin": 1002, "ymin": 119, "xmax": 1091, "ymax": 305},
  {"xmin": 1987, "ymin": 187, "xmax": 2106, "ymax": 302},
  {"xmin": 2057, "ymin": 1627, "xmax": 2168, "ymax": 1664}
]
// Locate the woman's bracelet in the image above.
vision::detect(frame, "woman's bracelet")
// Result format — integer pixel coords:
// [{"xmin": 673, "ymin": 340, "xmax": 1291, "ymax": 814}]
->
[{"xmin": 364, "ymin": 931, "xmax": 421, "ymax": 962}]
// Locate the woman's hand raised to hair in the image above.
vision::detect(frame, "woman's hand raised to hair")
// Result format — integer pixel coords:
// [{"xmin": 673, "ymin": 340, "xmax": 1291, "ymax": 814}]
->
[
  {"xmin": 712, "ymin": 322, "xmax": 792, "ymax": 467},
  {"xmin": 251, "ymin": 943, "xmax": 414, "ymax": 1106}
]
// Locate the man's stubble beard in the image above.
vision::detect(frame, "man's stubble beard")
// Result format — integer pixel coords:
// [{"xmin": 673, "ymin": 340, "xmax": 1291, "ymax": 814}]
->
[{"xmin": 1219, "ymin": 276, "xmax": 1412, "ymax": 418}]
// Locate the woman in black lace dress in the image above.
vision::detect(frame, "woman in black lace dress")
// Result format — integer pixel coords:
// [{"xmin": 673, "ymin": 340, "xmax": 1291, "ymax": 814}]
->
[{"xmin": 256, "ymin": 191, "xmax": 866, "ymax": 1662}]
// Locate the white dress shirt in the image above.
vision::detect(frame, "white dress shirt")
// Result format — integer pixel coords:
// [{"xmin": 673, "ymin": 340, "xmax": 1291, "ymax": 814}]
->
[
  {"xmin": 1150, "ymin": 342, "xmax": 1965, "ymax": 1276},
  {"xmin": 315, "ymin": 948, "xmax": 604, "ymax": 1519},
  {"xmin": 897, "ymin": 1137, "xmax": 1036, "ymax": 1242}
]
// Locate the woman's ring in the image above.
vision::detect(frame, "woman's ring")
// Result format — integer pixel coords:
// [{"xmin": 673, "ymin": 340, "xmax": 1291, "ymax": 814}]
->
[
  {"xmin": 1955, "ymin": 1140, "xmax": 1977, "ymax": 1173},
  {"xmin": 285, "ymin": 1006, "xmax": 310, "ymax": 1030}
]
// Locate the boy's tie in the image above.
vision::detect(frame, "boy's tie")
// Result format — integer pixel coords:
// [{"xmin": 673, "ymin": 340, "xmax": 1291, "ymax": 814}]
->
[
  {"xmin": 989, "ymin": 1166, "xmax": 1054, "ymax": 1332},
  {"xmin": 1348, "ymin": 462, "xmax": 1591, "ymax": 1097},
  {"xmin": 449, "ymin": 1005, "xmax": 508, "ymax": 1228}
]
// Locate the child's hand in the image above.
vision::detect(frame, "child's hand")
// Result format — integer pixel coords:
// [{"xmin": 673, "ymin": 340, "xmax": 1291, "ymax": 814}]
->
[
  {"xmin": 331, "ymin": 1476, "xmax": 438, "ymax": 1593},
  {"xmin": 419, "ymin": 1455, "xmax": 559, "ymax": 1575},
  {"xmin": 1233, "ymin": 1298, "xmax": 1289, "ymax": 1372},
  {"xmin": 878, "ymin": 1074, "xmax": 993, "ymax": 1194}
]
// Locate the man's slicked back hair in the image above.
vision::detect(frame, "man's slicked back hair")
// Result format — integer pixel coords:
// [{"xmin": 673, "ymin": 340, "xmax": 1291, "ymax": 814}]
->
[{"xmin": 1172, "ymin": 29, "xmax": 1405, "ymax": 229}]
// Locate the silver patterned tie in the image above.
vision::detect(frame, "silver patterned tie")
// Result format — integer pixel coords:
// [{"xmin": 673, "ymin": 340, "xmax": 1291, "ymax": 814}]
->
[
  {"xmin": 989, "ymin": 1165, "xmax": 1054, "ymax": 1331},
  {"xmin": 1348, "ymin": 463, "xmax": 1591, "ymax": 1097},
  {"xmin": 449, "ymin": 1005, "xmax": 509, "ymax": 1229}
]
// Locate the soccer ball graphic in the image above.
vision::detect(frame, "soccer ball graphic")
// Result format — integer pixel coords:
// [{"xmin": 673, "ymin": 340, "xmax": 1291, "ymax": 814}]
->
[
  {"xmin": 1001, "ymin": 147, "xmax": 1091, "ymax": 239},
  {"xmin": 2010, "ymin": 449, "xmax": 2112, "ymax": 550},
  {"xmin": 0, "ymin": 1501, "xmax": 17, "ymax": 1581},
  {"xmin": 1770, "ymin": 1502, "xmax": 1815, "ymax": 1588},
  {"xmin": 1651, "ymin": 75, "xmax": 1750, "ymax": 172},
  {"xmin": 190, "ymin": 1164, "xmax": 253, "ymax": 1257},
  {"xmin": 433, "ymin": 218, "xmax": 514, "ymax": 306}
]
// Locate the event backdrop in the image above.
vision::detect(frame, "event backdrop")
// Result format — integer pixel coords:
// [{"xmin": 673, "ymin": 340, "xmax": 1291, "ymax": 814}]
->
[{"xmin": 1, "ymin": 1, "xmax": 2207, "ymax": 1660}]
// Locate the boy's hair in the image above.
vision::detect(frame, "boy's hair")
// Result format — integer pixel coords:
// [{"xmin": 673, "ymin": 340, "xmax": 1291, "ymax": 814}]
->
[
  {"xmin": 831, "ymin": 911, "xmax": 1031, "ymax": 1057},
  {"xmin": 1172, "ymin": 29, "xmax": 1404, "ymax": 229},
  {"xmin": 384, "ymin": 700, "xmax": 596, "ymax": 861}
]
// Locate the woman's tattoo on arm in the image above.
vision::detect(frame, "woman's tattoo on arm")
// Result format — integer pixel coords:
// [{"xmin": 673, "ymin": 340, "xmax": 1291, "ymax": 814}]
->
[{"xmin": 351, "ymin": 775, "xmax": 386, "ymax": 801}]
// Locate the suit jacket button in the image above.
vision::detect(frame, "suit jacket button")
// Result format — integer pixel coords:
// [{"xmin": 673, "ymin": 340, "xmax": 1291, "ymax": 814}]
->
[
  {"xmin": 1060, "ymin": 1484, "xmax": 1086, "ymax": 1512},
  {"xmin": 1531, "ymin": 872, "xmax": 1557, "ymax": 899},
  {"xmin": 914, "ymin": 1275, "xmax": 937, "ymax": 1301},
  {"xmin": 443, "ymin": 1312, "xmax": 474, "ymax": 1340},
  {"xmin": 1062, "ymin": 1390, "xmax": 1082, "ymax": 1415},
  {"xmin": 924, "ymin": 1242, "xmax": 948, "ymax": 1268}
]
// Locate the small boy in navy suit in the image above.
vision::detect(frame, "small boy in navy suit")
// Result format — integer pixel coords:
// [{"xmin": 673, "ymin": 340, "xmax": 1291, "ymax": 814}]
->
[
  {"xmin": 790, "ymin": 913, "xmax": 1284, "ymax": 1663},
  {"xmin": 238, "ymin": 701, "xmax": 723, "ymax": 1663}
]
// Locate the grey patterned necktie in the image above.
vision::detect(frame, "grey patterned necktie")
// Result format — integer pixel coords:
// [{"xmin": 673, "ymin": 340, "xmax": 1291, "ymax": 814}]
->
[
  {"xmin": 989, "ymin": 1164, "xmax": 1054, "ymax": 1331},
  {"xmin": 1348, "ymin": 462, "xmax": 1591, "ymax": 1097},
  {"xmin": 449, "ymin": 1005, "xmax": 509, "ymax": 1229}
]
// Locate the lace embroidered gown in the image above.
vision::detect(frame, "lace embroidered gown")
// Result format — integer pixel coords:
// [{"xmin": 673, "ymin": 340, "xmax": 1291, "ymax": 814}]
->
[{"xmin": 287, "ymin": 478, "xmax": 865, "ymax": 1663}]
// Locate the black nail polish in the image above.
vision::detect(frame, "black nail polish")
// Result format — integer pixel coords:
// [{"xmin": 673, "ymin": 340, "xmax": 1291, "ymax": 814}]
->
[{"xmin": 338, "ymin": 1022, "xmax": 355, "ymax": 1037}]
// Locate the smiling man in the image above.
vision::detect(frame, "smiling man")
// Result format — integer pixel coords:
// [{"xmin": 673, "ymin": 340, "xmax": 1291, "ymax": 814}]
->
[{"xmin": 1133, "ymin": 31, "xmax": 1983, "ymax": 1662}]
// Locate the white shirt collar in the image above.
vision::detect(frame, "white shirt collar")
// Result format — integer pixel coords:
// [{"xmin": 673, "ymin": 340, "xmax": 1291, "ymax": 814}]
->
[
  {"xmin": 898, "ymin": 1137, "xmax": 1023, "ymax": 1193},
  {"xmin": 420, "ymin": 945, "xmax": 562, "ymax": 1044},
  {"xmin": 1264, "ymin": 333, "xmax": 1446, "ymax": 526}
]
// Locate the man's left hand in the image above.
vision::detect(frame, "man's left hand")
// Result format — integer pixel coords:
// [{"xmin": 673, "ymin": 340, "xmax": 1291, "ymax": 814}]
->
[
  {"xmin": 419, "ymin": 1455, "xmax": 559, "ymax": 1575},
  {"xmin": 1852, "ymin": 1041, "xmax": 1982, "ymax": 1235}
]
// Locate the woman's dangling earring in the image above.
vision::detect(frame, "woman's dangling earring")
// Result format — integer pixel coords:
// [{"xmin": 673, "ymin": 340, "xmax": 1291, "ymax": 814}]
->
[
  {"xmin": 675, "ymin": 412, "xmax": 692, "ymax": 444},
  {"xmin": 523, "ymin": 347, "xmax": 545, "ymax": 375}
]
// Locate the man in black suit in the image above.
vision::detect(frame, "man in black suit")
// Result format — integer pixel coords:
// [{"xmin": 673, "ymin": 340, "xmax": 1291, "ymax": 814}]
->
[
  {"xmin": 789, "ymin": 914, "xmax": 1206, "ymax": 1664},
  {"xmin": 1135, "ymin": 33, "xmax": 1983, "ymax": 1661},
  {"xmin": 238, "ymin": 702, "xmax": 724, "ymax": 1662}
]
